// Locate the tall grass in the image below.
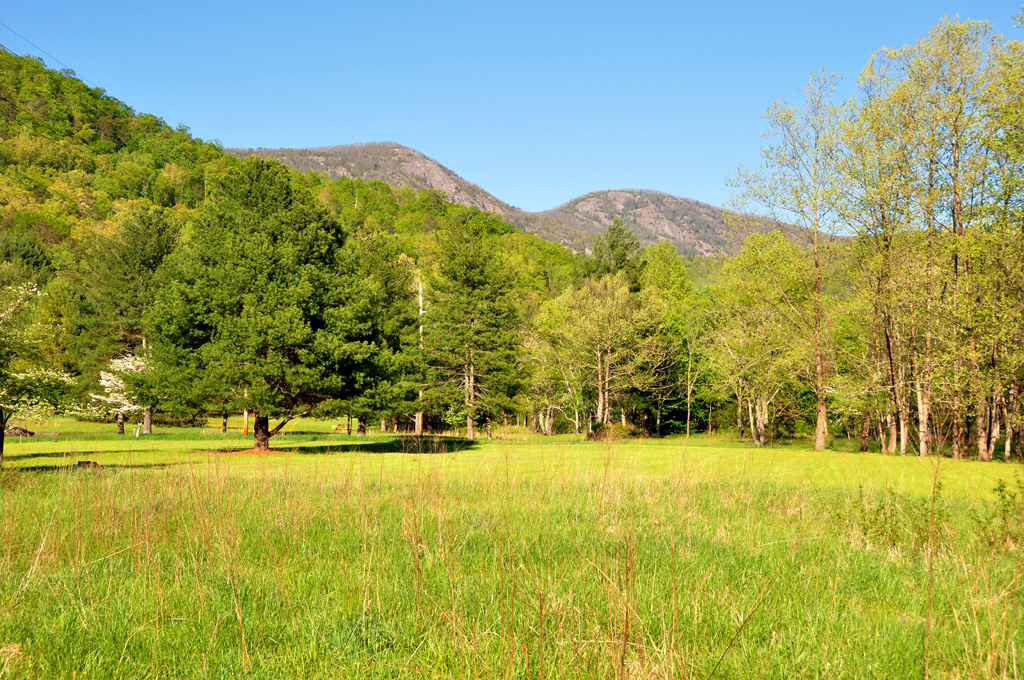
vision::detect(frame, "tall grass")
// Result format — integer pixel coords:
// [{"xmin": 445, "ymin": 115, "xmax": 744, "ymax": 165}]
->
[{"xmin": 0, "ymin": 430, "xmax": 1022, "ymax": 678}]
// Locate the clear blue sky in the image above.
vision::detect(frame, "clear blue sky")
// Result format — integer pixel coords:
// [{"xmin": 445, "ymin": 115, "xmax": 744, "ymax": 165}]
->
[{"xmin": 3, "ymin": 1, "xmax": 1020, "ymax": 212}]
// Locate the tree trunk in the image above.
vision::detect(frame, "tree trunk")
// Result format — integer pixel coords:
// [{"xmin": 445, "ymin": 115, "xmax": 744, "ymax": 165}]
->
[
  {"xmin": 952, "ymin": 410, "xmax": 964, "ymax": 459},
  {"xmin": 736, "ymin": 389, "xmax": 745, "ymax": 439},
  {"xmin": 1010, "ymin": 380, "xmax": 1022, "ymax": 460},
  {"xmin": 915, "ymin": 375, "xmax": 930, "ymax": 457},
  {"xmin": 0, "ymin": 406, "xmax": 6, "ymax": 470},
  {"xmin": 143, "ymin": 407, "xmax": 152, "ymax": 435},
  {"xmin": 1003, "ymin": 402, "xmax": 1012, "ymax": 462},
  {"xmin": 116, "ymin": 412, "xmax": 125, "ymax": 436},
  {"xmin": 221, "ymin": 411, "xmax": 228, "ymax": 434},
  {"xmin": 898, "ymin": 412, "xmax": 908, "ymax": 457},
  {"xmin": 465, "ymin": 356, "xmax": 475, "ymax": 441},
  {"xmin": 747, "ymin": 400, "xmax": 757, "ymax": 446},
  {"xmin": 486, "ymin": 417, "xmax": 492, "ymax": 440},
  {"xmin": 754, "ymin": 399, "xmax": 767, "ymax": 448},
  {"xmin": 686, "ymin": 385, "xmax": 693, "ymax": 439},
  {"xmin": 976, "ymin": 405, "xmax": 992, "ymax": 462},
  {"xmin": 884, "ymin": 323, "xmax": 904, "ymax": 456},
  {"xmin": 812, "ymin": 223, "xmax": 827, "ymax": 452},
  {"xmin": 885, "ymin": 412, "xmax": 897, "ymax": 455},
  {"xmin": 859, "ymin": 414, "xmax": 870, "ymax": 453},
  {"xmin": 347, "ymin": 415, "xmax": 352, "ymax": 436},
  {"xmin": 254, "ymin": 415, "xmax": 270, "ymax": 450},
  {"xmin": 814, "ymin": 349, "xmax": 827, "ymax": 450},
  {"xmin": 357, "ymin": 418, "xmax": 366, "ymax": 436}
]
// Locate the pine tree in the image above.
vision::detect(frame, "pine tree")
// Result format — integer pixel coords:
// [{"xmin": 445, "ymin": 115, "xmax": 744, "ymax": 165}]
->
[{"xmin": 424, "ymin": 217, "xmax": 521, "ymax": 440}]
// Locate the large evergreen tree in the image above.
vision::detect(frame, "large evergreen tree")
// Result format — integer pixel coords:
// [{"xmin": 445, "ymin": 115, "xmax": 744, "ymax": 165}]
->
[
  {"xmin": 147, "ymin": 157, "xmax": 402, "ymax": 449},
  {"xmin": 424, "ymin": 217, "xmax": 521, "ymax": 440}
]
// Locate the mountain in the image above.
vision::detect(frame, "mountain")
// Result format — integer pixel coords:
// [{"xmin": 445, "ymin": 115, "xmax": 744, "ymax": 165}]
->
[
  {"xmin": 535, "ymin": 190, "xmax": 740, "ymax": 257},
  {"xmin": 225, "ymin": 142, "xmax": 743, "ymax": 256}
]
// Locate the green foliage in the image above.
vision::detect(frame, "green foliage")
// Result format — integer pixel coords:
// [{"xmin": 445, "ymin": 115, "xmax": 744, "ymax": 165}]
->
[
  {"xmin": 584, "ymin": 218, "xmax": 645, "ymax": 290},
  {"xmin": 146, "ymin": 158, "xmax": 407, "ymax": 429},
  {"xmin": 0, "ymin": 230, "xmax": 51, "ymax": 285},
  {"xmin": 424, "ymin": 217, "xmax": 522, "ymax": 433}
]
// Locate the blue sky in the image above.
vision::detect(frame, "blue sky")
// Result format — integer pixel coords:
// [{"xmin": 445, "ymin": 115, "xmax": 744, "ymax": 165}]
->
[{"xmin": 2, "ymin": 1, "xmax": 1020, "ymax": 212}]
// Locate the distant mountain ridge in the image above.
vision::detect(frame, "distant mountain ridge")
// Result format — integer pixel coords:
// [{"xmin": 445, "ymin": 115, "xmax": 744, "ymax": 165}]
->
[{"xmin": 225, "ymin": 142, "xmax": 742, "ymax": 255}]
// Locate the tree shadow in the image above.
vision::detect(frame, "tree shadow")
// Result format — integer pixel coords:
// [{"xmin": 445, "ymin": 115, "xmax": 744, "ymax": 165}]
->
[
  {"xmin": 280, "ymin": 436, "xmax": 479, "ymax": 456},
  {"xmin": 9, "ymin": 462, "xmax": 182, "ymax": 474}
]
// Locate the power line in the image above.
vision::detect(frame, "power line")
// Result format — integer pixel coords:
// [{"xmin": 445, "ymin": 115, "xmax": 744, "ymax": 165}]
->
[{"xmin": 0, "ymin": 20, "xmax": 98, "ymax": 88}]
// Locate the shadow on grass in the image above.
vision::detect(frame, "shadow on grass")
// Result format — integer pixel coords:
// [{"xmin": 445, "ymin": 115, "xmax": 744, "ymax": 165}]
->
[
  {"xmin": 279, "ymin": 436, "xmax": 479, "ymax": 456},
  {"xmin": 10, "ymin": 462, "xmax": 182, "ymax": 474}
]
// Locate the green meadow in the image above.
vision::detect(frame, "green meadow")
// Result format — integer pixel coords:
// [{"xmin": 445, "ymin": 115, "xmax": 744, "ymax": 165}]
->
[{"xmin": 1, "ymin": 419, "xmax": 1022, "ymax": 678}]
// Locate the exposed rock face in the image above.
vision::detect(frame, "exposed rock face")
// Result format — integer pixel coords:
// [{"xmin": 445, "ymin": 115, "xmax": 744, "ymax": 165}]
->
[
  {"xmin": 226, "ymin": 142, "xmax": 751, "ymax": 256},
  {"xmin": 228, "ymin": 142, "xmax": 513, "ymax": 215},
  {"xmin": 538, "ymin": 189, "xmax": 739, "ymax": 256}
]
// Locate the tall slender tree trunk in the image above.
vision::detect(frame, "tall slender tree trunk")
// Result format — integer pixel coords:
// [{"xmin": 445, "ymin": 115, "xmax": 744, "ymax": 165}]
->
[
  {"xmin": 254, "ymin": 415, "xmax": 270, "ymax": 450},
  {"xmin": 754, "ymin": 398, "xmax": 767, "ymax": 447},
  {"xmin": 736, "ymin": 388, "xmax": 744, "ymax": 439},
  {"xmin": 465, "ymin": 355, "xmax": 475, "ymax": 441},
  {"xmin": 1010, "ymin": 380, "xmax": 1022, "ymax": 459},
  {"xmin": 747, "ymin": 399, "xmax": 760, "ymax": 447},
  {"xmin": 814, "ymin": 344, "xmax": 827, "ymax": 449},
  {"xmin": 416, "ymin": 282, "xmax": 424, "ymax": 437},
  {"xmin": 603, "ymin": 356, "xmax": 613, "ymax": 425},
  {"xmin": 812, "ymin": 227, "xmax": 828, "ymax": 451},
  {"xmin": 971, "ymin": 343, "xmax": 992, "ymax": 461},
  {"xmin": 952, "ymin": 414, "xmax": 965, "ymax": 459},
  {"xmin": 1004, "ymin": 403, "xmax": 1013, "ymax": 462},
  {"xmin": 899, "ymin": 414, "xmax": 908, "ymax": 457},
  {"xmin": 686, "ymin": 385, "xmax": 693, "ymax": 439},
  {"xmin": 915, "ymin": 378, "xmax": 930, "ymax": 457},
  {"xmin": 884, "ymin": 321, "xmax": 904, "ymax": 456},
  {"xmin": 0, "ymin": 406, "xmax": 7, "ymax": 470},
  {"xmin": 116, "ymin": 412, "xmax": 125, "ymax": 436},
  {"xmin": 221, "ymin": 411, "xmax": 228, "ymax": 434},
  {"xmin": 859, "ymin": 414, "xmax": 870, "ymax": 453},
  {"xmin": 143, "ymin": 407, "xmax": 152, "ymax": 435},
  {"xmin": 886, "ymin": 412, "xmax": 897, "ymax": 456}
]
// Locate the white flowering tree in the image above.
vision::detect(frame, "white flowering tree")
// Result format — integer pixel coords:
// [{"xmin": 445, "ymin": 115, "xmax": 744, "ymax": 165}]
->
[
  {"xmin": 0, "ymin": 285, "xmax": 76, "ymax": 468},
  {"xmin": 90, "ymin": 354, "xmax": 148, "ymax": 435}
]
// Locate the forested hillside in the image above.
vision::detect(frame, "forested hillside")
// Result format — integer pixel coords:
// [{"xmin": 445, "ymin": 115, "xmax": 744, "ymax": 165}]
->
[
  {"xmin": 4, "ymin": 15, "xmax": 1024, "ymax": 464},
  {"xmin": 225, "ymin": 143, "xmax": 752, "ymax": 255}
]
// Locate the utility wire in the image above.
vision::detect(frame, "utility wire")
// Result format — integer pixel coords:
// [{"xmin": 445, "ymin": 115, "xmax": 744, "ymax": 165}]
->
[{"xmin": 0, "ymin": 20, "xmax": 98, "ymax": 88}]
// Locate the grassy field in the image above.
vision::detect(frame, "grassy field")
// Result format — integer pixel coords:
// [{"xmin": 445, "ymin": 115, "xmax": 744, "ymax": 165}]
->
[{"xmin": 1, "ymin": 418, "xmax": 1022, "ymax": 678}]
